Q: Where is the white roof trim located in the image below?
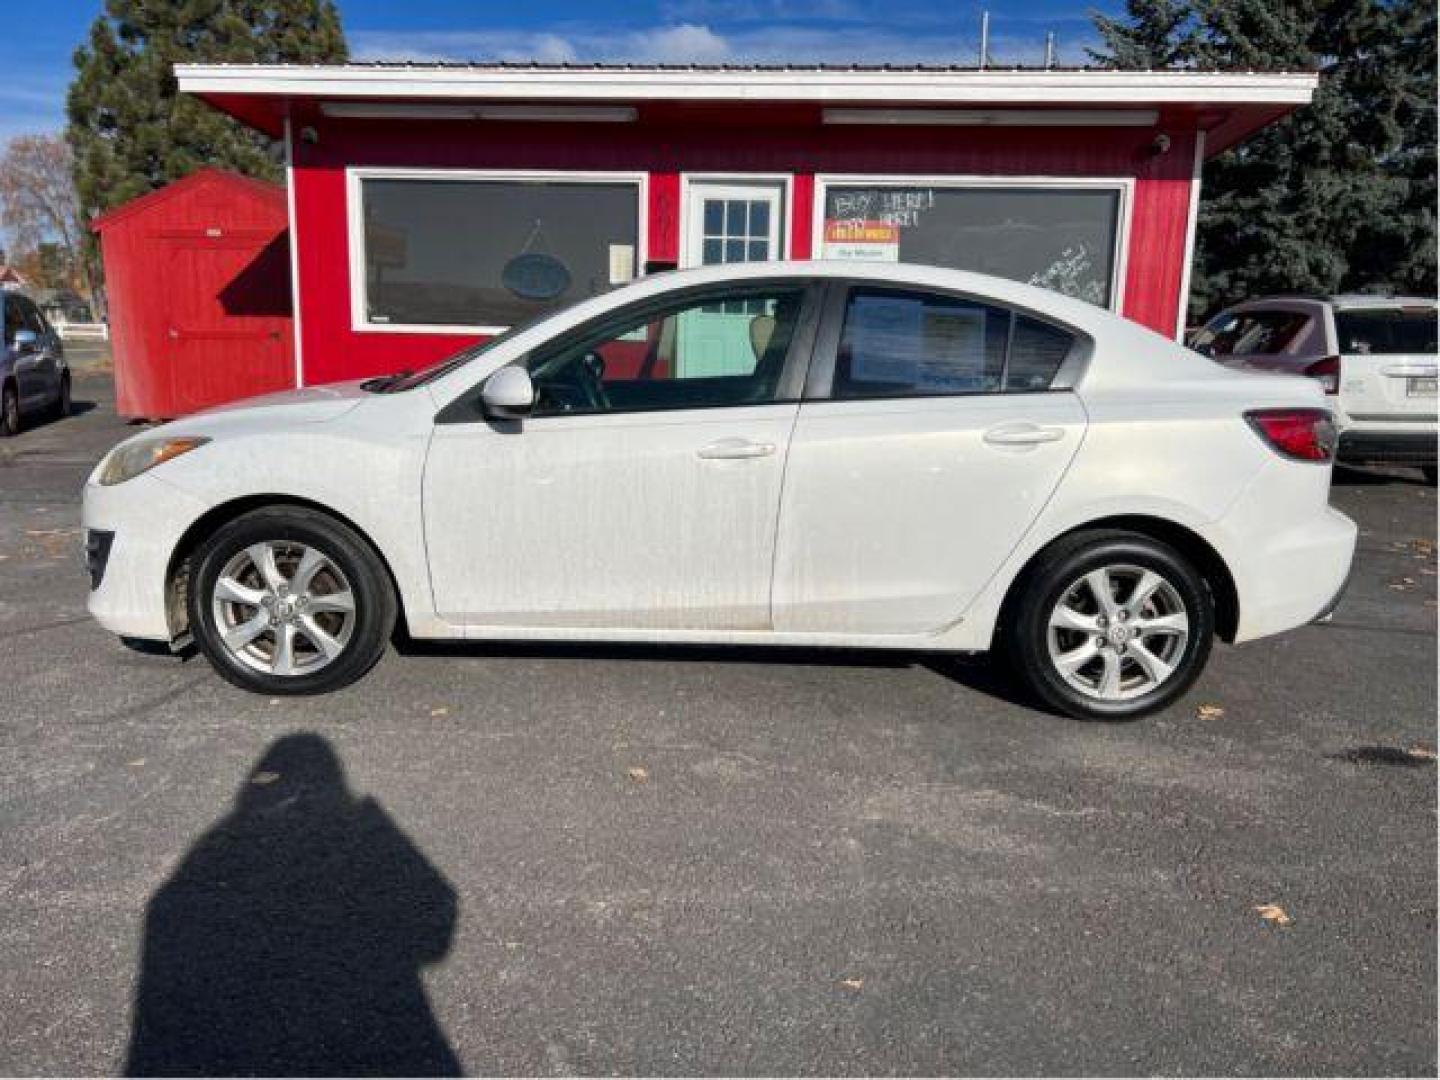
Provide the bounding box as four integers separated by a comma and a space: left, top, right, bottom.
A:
175, 64, 1318, 107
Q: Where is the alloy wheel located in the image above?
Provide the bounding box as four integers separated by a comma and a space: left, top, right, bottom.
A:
1045, 563, 1190, 702
211, 541, 357, 676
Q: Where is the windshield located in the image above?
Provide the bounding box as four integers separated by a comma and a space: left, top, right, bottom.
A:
375, 306, 571, 392
1333, 308, 1438, 356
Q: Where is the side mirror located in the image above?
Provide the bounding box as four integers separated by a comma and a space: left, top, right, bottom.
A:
13, 329, 38, 353
480, 365, 535, 420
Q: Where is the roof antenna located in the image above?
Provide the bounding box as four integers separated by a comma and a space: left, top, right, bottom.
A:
1044, 31, 1055, 69
979, 11, 990, 69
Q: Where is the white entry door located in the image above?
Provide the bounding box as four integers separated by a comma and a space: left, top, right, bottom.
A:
679, 180, 785, 378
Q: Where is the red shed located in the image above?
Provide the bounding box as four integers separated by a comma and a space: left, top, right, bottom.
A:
173, 64, 1318, 387
93, 168, 294, 419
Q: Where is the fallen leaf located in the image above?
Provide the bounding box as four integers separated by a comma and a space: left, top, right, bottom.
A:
627, 766, 649, 784
429, 706, 450, 718
839, 977, 864, 991
1406, 746, 1437, 762
1196, 703, 1226, 720
250, 771, 280, 785
1255, 903, 1294, 927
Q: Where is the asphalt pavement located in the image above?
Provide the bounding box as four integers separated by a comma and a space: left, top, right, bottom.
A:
1, 367, 1435, 1075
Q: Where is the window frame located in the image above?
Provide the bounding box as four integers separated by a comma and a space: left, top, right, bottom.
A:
811, 174, 1134, 313
803, 279, 1093, 402
346, 167, 650, 336
435, 276, 826, 424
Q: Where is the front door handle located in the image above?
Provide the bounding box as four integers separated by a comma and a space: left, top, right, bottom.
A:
697, 438, 777, 460
983, 422, 1065, 447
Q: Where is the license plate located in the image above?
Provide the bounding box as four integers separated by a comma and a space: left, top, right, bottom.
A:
1407, 377, 1437, 397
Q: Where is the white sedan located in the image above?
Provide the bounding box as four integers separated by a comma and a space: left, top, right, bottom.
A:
83, 262, 1356, 719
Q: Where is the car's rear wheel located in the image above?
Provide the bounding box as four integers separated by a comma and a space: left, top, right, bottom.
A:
1004, 530, 1215, 720
188, 507, 396, 695
1, 382, 19, 436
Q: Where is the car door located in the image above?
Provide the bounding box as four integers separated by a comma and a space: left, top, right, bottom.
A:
423, 280, 819, 631
772, 283, 1088, 635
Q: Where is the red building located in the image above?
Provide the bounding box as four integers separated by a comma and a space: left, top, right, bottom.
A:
176, 63, 1317, 390
92, 168, 294, 418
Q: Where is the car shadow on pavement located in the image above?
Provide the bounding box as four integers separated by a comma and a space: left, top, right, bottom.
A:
393, 635, 1043, 714
123, 734, 462, 1077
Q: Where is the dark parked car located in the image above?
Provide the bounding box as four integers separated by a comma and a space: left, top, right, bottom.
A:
1, 290, 71, 435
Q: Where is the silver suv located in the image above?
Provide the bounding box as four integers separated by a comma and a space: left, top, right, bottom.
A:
1191, 295, 1437, 481
2, 291, 71, 436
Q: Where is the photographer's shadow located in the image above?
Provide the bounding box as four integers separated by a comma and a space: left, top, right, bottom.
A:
124, 734, 461, 1077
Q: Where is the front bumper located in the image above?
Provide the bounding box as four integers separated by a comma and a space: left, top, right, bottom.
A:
83, 473, 209, 641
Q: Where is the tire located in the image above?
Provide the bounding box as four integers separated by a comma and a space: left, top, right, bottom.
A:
1, 381, 19, 437
1422, 465, 1437, 487
1003, 529, 1216, 721
52, 374, 71, 420
188, 507, 397, 695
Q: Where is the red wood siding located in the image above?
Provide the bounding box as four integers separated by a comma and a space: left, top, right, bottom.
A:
94, 169, 294, 418
290, 108, 1201, 385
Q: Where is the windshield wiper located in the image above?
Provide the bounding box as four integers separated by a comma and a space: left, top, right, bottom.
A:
360, 370, 413, 393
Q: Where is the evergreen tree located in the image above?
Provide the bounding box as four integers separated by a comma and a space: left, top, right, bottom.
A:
66, 0, 346, 222
1093, 0, 1437, 320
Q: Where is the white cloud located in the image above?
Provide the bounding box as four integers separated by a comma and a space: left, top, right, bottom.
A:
351, 20, 1098, 68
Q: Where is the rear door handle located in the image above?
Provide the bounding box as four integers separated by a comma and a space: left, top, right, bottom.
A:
697, 438, 777, 460
983, 422, 1065, 447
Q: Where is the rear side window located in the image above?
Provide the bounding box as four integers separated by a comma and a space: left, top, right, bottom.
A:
1193, 309, 1311, 356
1334, 308, 1438, 355
3, 301, 20, 346
827, 287, 1075, 400
15, 298, 45, 335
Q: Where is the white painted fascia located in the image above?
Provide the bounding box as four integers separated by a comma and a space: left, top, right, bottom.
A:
175, 64, 1319, 108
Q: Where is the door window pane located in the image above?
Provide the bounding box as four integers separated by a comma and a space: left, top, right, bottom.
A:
829, 288, 1075, 400
360, 177, 639, 328
525, 286, 807, 415
821, 185, 1121, 307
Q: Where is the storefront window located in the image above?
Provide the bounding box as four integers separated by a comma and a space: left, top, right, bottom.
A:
820, 184, 1123, 308
357, 176, 641, 329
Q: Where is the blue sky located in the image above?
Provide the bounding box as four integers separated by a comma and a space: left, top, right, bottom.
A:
1, 0, 1118, 144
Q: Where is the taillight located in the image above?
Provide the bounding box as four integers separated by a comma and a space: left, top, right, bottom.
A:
1303, 354, 1340, 393
1245, 408, 1337, 463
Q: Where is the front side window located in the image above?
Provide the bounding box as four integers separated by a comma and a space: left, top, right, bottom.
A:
357, 175, 641, 330
820, 185, 1122, 307
827, 288, 1075, 401
1334, 308, 1439, 355
524, 285, 809, 416
3, 301, 20, 347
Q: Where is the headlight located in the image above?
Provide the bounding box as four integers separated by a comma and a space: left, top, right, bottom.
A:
98, 436, 211, 486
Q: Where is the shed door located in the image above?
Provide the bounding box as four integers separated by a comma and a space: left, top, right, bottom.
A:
165, 237, 291, 415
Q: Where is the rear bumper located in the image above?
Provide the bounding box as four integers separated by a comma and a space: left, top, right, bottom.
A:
1337, 429, 1436, 466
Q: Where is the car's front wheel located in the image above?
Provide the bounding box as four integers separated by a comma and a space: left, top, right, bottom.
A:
1004, 529, 1215, 720
188, 507, 397, 695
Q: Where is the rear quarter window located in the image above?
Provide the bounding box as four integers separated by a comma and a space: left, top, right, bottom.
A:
1334, 308, 1439, 355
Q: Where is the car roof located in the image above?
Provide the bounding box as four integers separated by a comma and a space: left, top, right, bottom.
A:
1225, 294, 1436, 312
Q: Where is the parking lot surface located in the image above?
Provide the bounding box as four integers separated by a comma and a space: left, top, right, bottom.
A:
1, 369, 1435, 1075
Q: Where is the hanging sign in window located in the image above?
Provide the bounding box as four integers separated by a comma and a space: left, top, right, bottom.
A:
822, 219, 900, 262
